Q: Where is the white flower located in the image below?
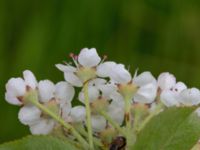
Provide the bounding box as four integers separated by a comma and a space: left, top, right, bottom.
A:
55, 82, 74, 118
89, 78, 117, 99
160, 82, 187, 107
157, 72, 176, 90
38, 80, 75, 104
30, 118, 55, 135
179, 88, 200, 106
18, 104, 56, 135
56, 48, 102, 87
100, 64, 157, 103
19, 80, 74, 134
37, 80, 74, 121
78, 80, 125, 127
78, 78, 117, 103
91, 115, 107, 132
133, 72, 157, 103
5, 70, 37, 105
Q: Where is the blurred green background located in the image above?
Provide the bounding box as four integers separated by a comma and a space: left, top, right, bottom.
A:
1, 0, 200, 143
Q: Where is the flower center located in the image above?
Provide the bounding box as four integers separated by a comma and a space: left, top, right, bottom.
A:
90, 98, 109, 113
76, 67, 97, 83
118, 83, 138, 100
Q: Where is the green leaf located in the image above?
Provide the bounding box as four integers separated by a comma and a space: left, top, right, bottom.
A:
133, 107, 200, 150
0, 135, 79, 150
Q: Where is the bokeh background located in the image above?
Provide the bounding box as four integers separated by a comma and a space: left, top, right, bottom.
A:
1, 0, 200, 143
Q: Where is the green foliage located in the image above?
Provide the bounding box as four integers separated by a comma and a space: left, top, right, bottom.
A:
0, 136, 78, 150
133, 107, 200, 150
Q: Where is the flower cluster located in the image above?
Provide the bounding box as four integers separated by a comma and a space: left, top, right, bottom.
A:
5, 48, 200, 149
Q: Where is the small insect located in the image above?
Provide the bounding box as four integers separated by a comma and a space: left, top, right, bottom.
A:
109, 136, 126, 150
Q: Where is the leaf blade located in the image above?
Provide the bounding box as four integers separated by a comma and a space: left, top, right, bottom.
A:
0, 135, 79, 150
133, 107, 200, 150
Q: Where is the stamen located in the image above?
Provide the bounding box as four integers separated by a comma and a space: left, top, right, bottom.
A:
127, 65, 130, 71
133, 68, 139, 79
69, 53, 79, 68
69, 53, 74, 58
63, 61, 72, 66
74, 55, 78, 61
100, 55, 108, 64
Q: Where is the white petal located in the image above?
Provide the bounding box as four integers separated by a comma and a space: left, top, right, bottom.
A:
5, 92, 22, 105
30, 119, 55, 135
6, 78, 26, 97
89, 78, 107, 87
99, 83, 117, 99
160, 90, 180, 107
60, 103, 72, 120
78, 86, 99, 103
133, 71, 156, 86
78, 48, 101, 67
70, 106, 86, 122
179, 88, 200, 106
91, 115, 106, 132
107, 102, 124, 125
64, 72, 83, 87
96, 61, 116, 77
38, 80, 55, 103
23, 70, 37, 89
195, 107, 200, 117
110, 64, 132, 84
55, 64, 76, 72
55, 81, 75, 103
157, 72, 176, 90
110, 92, 124, 103
172, 82, 187, 92
134, 83, 157, 103
18, 105, 41, 125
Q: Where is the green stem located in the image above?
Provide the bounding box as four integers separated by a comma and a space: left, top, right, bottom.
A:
133, 111, 140, 133
83, 82, 94, 150
99, 111, 125, 136
124, 96, 132, 149
25, 91, 89, 149
75, 124, 103, 148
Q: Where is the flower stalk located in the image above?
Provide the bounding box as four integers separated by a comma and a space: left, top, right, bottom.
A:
124, 96, 132, 149
83, 81, 94, 150
75, 124, 103, 148
99, 110, 126, 136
